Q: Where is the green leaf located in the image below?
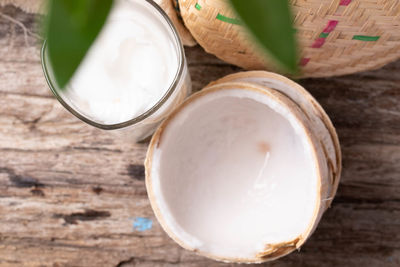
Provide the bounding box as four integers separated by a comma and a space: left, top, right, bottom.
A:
44, 0, 114, 89
229, 0, 298, 74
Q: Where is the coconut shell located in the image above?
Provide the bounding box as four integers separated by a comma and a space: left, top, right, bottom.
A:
145, 71, 341, 263
198, 82, 333, 261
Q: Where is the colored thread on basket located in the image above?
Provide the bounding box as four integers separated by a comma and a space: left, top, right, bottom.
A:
194, 2, 241, 25
339, 0, 352, 6
319, 32, 329, 38
311, 20, 338, 48
323, 20, 339, 33
352, 35, 380, 41
195, 3, 202, 10
216, 13, 242, 25
299, 57, 310, 66
312, 38, 326, 48
303, 19, 340, 64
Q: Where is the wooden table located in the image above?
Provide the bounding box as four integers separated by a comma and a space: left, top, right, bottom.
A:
1, 4, 399, 267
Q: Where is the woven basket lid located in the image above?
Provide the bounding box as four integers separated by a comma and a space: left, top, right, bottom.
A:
178, 0, 400, 77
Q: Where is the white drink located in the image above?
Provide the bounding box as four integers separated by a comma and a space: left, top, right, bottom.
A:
43, 0, 190, 140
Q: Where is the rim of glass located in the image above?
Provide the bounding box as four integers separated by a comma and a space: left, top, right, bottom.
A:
41, 0, 186, 130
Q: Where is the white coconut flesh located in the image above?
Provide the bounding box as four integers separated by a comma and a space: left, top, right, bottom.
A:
147, 87, 321, 261
215, 71, 339, 174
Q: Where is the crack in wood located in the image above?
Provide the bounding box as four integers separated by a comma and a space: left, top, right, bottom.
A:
334, 196, 400, 205
53, 209, 111, 225
115, 256, 181, 267
126, 164, 145, 181
71, 146, 123, 153
0, 167, 45, 188
92, 186, 103, 194
30, 188, 45, 196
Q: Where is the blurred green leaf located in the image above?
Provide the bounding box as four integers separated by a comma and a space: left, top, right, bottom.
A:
229, 0, 298, 73
44, 0, 113, 89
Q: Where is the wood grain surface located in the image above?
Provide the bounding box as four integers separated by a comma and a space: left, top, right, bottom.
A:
0, 5, 399, 267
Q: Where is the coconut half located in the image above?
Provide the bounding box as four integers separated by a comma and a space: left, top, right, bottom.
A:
145, 72, 340, 263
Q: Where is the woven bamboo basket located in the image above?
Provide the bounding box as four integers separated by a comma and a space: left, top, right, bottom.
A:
178, 0, 400, 77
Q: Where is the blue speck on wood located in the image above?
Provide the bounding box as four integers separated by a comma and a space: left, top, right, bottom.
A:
133, 217, 153, 231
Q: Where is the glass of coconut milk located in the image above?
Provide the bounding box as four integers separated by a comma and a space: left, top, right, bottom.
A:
41, 0, 191, 141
